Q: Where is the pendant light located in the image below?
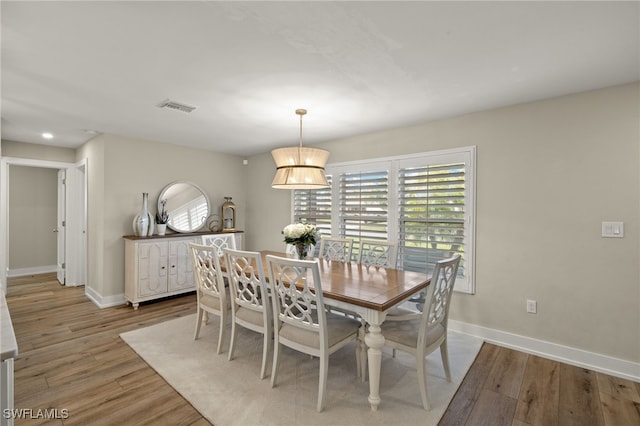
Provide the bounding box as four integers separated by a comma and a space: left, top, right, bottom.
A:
271, 109, 330, 189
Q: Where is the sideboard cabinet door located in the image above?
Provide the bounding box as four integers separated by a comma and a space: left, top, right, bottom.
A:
138, 241, 169, 297
168, 238, 194, 292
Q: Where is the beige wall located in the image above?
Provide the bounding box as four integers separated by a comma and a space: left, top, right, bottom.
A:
246, 82, 640, 363
8, 165, 58, 270
81, 134, 247, 300
1, 140, 76, 163
78, 138, 105, 296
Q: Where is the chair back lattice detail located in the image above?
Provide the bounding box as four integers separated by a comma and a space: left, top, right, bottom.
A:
201, 233, 237, 257
190, 243, 225, 300
318, 238, 353, 262
421, 255, 461, 340
285, 244, 297, 256
357, 240, 397, 268
224, 249, 268, 315
267, 256, 326, 342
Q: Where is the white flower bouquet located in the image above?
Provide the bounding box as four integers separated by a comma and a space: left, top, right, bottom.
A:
282, 223, 319, 247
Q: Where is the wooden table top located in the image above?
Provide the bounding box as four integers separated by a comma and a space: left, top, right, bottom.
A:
259, 251, 431, 312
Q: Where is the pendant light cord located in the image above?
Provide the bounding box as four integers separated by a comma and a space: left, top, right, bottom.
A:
296, 108, 307, 165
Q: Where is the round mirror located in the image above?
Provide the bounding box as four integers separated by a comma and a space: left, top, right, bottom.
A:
158, 181, 210, 233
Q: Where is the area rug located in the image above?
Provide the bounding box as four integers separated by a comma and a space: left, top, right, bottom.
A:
120, 314, 483, 426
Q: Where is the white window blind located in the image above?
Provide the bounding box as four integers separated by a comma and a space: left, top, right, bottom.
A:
398, 162, 467, 283
292, 175, 333, 238
338, 169, 389, 258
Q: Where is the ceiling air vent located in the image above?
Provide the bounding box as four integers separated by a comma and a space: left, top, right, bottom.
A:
156, 99, 196, 113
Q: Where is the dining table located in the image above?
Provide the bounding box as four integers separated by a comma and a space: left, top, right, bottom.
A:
258, 251, 431, 411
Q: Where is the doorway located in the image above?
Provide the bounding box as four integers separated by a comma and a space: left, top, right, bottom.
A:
0, 157, 87, 295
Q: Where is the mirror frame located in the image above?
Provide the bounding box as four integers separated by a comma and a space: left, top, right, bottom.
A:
157, 181, 210, 233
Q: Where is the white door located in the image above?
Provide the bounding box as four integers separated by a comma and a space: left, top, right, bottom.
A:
57, 169, 66, 285
64, 162, 87, 286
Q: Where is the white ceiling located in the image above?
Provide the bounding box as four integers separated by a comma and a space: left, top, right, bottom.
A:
1, 1, 638, 157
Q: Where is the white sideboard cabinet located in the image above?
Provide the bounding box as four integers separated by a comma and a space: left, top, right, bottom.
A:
123, 231, 243, 309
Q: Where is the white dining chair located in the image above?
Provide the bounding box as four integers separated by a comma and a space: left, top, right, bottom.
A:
201, 233, 237, 257
318, 237, 353, 262
379, 255, 461, 410
266, 255, 362, 412
285, 243, 297, 256
222, 248, 272, 379
357, 240, 397, 268
189, 242, 229, 354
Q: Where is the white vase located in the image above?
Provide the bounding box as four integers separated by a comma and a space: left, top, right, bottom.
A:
156, 223, 167, 236
133, 192, 154, 236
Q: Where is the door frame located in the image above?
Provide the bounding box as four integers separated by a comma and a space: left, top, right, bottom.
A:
57, 169, 66, 284
0, 156, 88, 295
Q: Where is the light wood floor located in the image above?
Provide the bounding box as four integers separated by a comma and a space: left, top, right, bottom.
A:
5, 274, 640, 426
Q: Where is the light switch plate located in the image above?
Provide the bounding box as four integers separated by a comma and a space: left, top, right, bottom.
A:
602, 221, 624, 238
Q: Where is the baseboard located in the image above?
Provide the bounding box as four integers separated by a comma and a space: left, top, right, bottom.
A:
448, 319, 640, 382
84, 286, 127, 309
7, 265, 57, 277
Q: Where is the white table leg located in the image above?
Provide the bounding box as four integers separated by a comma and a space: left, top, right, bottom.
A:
364, 321, 385, 411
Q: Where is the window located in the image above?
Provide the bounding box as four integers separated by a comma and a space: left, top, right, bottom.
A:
293, 146, 475, 293
338, 169, 389, 258
293, 175, 333, 237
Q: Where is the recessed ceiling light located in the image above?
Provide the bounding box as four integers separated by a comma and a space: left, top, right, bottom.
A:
42, 132, 53, 139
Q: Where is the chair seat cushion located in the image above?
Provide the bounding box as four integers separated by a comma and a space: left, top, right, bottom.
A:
200, 293, 223, 311
199, 289, 230, 311
381, 320, 445, 348
235, 305, 265, 327
279, 313, 360, 349
385, 306, 419, 317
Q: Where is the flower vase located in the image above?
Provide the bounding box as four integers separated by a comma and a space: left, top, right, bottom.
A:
133, 192, 155, 236
295, 243, 313, 260
156, 223, 167, 236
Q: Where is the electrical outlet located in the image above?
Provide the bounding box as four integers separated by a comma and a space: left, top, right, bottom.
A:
526, 299, 537, 314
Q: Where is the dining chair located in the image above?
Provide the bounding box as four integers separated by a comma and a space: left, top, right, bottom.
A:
356, 240, 398, 268
201, 233, 237, 257
189, 242, 229, 354
285, 244, 297, 256
222, 248, 272, 379
266, 255, 362, 412
379, 255, 461, 410
318, 237, 353, 262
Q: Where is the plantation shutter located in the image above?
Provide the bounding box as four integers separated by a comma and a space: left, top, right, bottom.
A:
338, 169, 389, 258
398, 162, 466, 282
293, 175, 332, 237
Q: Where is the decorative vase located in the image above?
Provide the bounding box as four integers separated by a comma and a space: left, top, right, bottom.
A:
295, 243, 313, 260
156, 223, 167, 236
133, 192, 154, 236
